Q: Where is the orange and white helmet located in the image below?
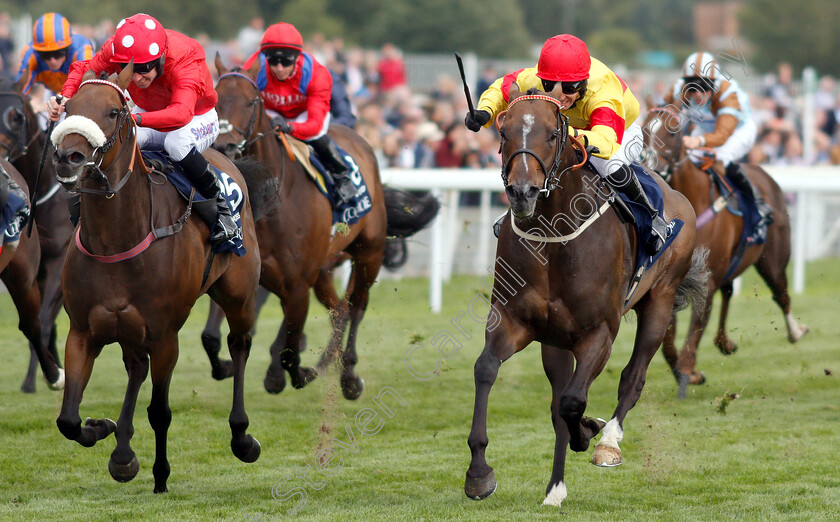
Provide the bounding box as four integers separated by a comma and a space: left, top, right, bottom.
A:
111, 13, 167, 65
32, 12, 72, 52
682, 52, 719, 80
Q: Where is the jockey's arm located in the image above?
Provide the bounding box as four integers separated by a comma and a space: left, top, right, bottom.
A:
702, 93, 741, 148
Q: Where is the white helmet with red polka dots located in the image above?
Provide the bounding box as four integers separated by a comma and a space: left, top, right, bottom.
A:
111, 13, 167, 65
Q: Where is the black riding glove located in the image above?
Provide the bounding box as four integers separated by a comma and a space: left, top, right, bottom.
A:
271, 116, 293, 135
464, 110, 491, 132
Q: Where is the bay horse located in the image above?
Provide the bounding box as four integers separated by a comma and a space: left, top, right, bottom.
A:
642, 107, 807, 396
208, 56, 435, 400
0, 160, 64, 389
0, 76, 73, 393
465, 89, 708, 508
51, 67, 262, 493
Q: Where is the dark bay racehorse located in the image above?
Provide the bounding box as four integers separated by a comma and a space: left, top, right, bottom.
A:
51, 68, 262, 493
465, 90, 707, 507
642, 107, 807, 396
209, 57, 437, 400
0, 160, 63, 389
0, 76, 73, 393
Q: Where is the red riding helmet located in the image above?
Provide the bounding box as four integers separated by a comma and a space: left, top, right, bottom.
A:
33, 12, 72, 52
259, 22, 303, 52
536, 34, 591, 82
111, 13, 167, 64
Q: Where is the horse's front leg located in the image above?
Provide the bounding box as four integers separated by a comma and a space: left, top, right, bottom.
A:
56, 328, 112, 446
593, 291, 674, 467
109, 348, 149, 483
227, 328, 261, 464
465, 316, 529, 501
147, 335, 179, 493
560, 323, 612, 453
201, 300, 234, 380
540, 344, 574, 507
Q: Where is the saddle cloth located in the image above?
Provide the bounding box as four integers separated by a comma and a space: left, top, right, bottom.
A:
141, 151, 246, 257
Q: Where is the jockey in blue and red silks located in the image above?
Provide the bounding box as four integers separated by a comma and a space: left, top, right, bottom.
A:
49, 13, 238, 244
243, 22, 356, 203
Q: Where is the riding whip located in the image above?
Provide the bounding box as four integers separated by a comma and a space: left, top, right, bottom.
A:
27, 94, 62, 237
454, 53, 476, 118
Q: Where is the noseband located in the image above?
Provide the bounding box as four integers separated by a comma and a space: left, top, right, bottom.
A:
498, 94, 586, 193
216, 71, 266, 156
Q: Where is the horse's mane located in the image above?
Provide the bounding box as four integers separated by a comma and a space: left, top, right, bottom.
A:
233, 155, 278, 221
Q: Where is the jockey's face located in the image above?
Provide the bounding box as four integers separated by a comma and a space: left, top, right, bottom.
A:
132, 68, 159, 89
555, 90, 581, 110
38, 50, 68, 71
269, 61, 296, 82
688, 89, 713, 106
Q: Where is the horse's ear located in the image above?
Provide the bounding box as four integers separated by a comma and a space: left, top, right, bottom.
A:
215, 52, 228, 76
246, 54, 261, 79
13, 72, 27, 94
81, 69, 96, 82
116, 60, 134, 90
508, 82, 523, 101
644, 94, 655, 109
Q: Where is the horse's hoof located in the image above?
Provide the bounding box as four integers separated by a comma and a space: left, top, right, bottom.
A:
264, 367, 287, 394
153, 486, 168, 494
85, 417, 117, 440
20, 381, 35, 394
291, 367, 318, 389
233, 435, 261, 463
690, 371, 706, 385
211, 360, 234, 381
108, 455, 140, 482
591, 444, 622, 467
789, 324, 809, 343
341, 374, 365, 400
716, 339, 738, 355
465, 469, 497, 500
46, 368, 65, 390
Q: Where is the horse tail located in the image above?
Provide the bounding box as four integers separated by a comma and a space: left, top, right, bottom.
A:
673, 247, 711, 312
233, 156, 278, 221
384, 187, 440, 238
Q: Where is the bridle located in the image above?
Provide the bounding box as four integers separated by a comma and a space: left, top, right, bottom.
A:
0, 91, 39, 163
67, 79, 137, 198
216, 71, 266, 157
646, 107, 685, 183
497, 94, 586, 194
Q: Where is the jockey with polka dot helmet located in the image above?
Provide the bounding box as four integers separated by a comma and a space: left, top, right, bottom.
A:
15, 12, 94, 95
54, 13, 240, 245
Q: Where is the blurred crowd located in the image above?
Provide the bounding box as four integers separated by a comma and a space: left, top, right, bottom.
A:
2, 12, 840, 171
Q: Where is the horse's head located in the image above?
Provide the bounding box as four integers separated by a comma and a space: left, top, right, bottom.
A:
641, 106, 685, 181
214, 54, 266, 160
498, 87, 581, 219
52, 66, 134, 192
0, 75, 35, 163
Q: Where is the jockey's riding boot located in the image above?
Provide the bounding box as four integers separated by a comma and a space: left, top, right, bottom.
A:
606, 164, 669, 255
725, 162, 774, 225
177, 148, 239, 244
309, 135, 356, 203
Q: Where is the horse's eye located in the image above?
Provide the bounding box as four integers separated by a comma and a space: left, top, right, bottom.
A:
499, 128, 507, 141
110, 109, 120, 118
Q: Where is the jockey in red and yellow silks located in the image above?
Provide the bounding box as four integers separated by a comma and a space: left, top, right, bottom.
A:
466, 34, 667, 255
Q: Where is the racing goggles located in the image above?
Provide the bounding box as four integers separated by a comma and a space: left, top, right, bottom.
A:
683, 76, 715, 93
265, 49, 300, 67
541, 79, 587, 95
119, 59, 159, 75
38, 49, 68, 62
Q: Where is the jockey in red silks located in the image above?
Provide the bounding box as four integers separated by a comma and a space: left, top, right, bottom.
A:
243, 22, 356, 203
48, 13, 237, 244
16, 12, 95, 97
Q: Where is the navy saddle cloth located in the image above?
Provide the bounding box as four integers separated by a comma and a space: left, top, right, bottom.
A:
2, 190, 29, 244
142, 151, 245, 257
308, 145, 372, 225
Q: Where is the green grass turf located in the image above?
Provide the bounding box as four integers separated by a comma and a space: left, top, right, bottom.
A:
0, 259, 838, 520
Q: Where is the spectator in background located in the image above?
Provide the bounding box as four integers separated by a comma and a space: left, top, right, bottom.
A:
766, 62, 796, 125
237, 16, 264, 59
377, 43, 407, 93
476, 63, 496, 95
0, 12, 15, 80
329, 67, 357, 128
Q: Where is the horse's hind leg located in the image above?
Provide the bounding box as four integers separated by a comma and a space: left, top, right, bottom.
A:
56, 328, 113, 446
338, 255, 382, 400
676, 283, 714, 389
275, 286, 318, 390
660, 312, 681, 382
201, 300, 234, 380
225, 324, 261, 464
315, 268, 347, 373
755, 247, 808, 342
713, 281, 739, 354
540, 344, 574, 507
147, 336, 178, 493
109, 349, 149, 484
23, 264, 65, 393
465, 318, 529, 501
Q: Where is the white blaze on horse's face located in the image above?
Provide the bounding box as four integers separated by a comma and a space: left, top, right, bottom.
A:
519, 113, 535, 173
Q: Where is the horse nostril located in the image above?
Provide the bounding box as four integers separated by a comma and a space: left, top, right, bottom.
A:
505, 185, 520, 202
526, 186, 540, 199
67, 151, 86, 167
